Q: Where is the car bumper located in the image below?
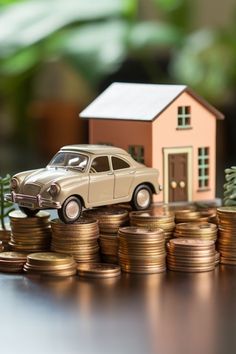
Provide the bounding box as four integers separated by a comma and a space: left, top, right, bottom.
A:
5, 192, 61, 209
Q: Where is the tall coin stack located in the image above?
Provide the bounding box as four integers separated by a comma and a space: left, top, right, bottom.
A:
217, 206, 236, 265
83, 207, 129, 264
130, 209, 175, 243
167, 238, 216, 272
83, 207, 129, 233
118, 226, 166, 274
51, 218, 100, 263
8, 211, 52, 252
174, 222, 218, 241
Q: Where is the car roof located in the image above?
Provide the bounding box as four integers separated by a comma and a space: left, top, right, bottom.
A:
60, 144, 129, 156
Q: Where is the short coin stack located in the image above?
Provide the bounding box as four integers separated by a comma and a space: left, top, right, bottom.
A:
77, 263, 121, 278
175, 209, 201, 223
8, 211, 52, 252
130, 209, 175, 243
174, 222, 218, 241
51, 218, 100, 263
0, 252, 27, 273
118, 226, 166, 274
24, 252, 77, 277
83, 207, 129, 233
217, 206, 236, 265
83, 207, 129, 264
167, 238, 216, 272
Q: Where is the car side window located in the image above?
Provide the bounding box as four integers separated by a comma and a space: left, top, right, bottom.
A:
112, 156, 130, 170
90, 156, 110, 173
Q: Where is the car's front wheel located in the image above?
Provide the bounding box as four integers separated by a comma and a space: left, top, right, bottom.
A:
131, 184, 152, 210
19, 207, 40, 217
58, 196, 82, 224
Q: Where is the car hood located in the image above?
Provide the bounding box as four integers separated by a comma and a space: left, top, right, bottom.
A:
24, 167, 81, 186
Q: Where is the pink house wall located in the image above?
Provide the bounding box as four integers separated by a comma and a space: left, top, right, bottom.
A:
88, 91, 217, 203
89, 119, 153, 167
152, 91, 216, 202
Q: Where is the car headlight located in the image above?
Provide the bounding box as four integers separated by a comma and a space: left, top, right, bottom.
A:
49, 183, 61, 197
10, 177, 19, 192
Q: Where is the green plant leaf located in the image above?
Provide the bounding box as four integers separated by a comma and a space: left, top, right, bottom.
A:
0, 46, 39, 75
170, 29, 233, 103
153, 0, 184, 12
0, 0, 128, 58
2, 174, 11, 183
54, 20, 129, 83
128, 22, 182, 50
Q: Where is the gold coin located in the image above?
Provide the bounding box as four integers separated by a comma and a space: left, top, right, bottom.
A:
167, 264, 215, 272
77, 263, 120, 276
27, 252, 74, 265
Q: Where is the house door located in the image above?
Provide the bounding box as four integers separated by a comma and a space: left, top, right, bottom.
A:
168, 153, 188, 202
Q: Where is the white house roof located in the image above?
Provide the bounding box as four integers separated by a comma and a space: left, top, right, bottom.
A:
79, 82, 224, 121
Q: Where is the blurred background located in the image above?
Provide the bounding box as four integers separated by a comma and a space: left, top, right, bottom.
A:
0, 0, 235, 197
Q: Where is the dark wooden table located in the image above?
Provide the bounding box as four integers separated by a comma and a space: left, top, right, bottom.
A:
0, 266, 236, 354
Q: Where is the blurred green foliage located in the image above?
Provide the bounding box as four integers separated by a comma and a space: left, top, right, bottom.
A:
0, 0, 235, 105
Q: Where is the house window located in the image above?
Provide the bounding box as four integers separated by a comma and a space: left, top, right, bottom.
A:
198, 147, 209, 189
128, 145, 144, 163
177, 106, 191, 128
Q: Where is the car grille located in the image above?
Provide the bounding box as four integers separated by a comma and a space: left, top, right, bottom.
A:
23, 183, 41, 196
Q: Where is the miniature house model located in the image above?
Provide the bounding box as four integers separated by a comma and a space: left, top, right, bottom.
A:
80, 82, 224, 203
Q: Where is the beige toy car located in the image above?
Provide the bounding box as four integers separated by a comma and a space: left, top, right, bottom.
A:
6, 145, 160, 223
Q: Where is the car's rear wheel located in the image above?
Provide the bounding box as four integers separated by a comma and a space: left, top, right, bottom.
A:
58, 196, 82, 224
131, 184, 152, 210
19, 207, 40, 217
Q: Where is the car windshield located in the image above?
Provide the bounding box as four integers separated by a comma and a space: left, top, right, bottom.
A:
48, 152, 88, 171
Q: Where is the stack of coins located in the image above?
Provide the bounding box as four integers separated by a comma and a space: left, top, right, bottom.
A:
118, 226, 166, 274
8, 211, 51, 252
217, 206, 236, 265
130, 209, 175, 242
83, 207, 129, 264
175, 209, 201, 223
83, 207, 129, 233
0, 252, 27, 273
167, 238, 216, 272
78, 263, 121, 278
24, 252, 77, 277
51, 218, 100, 263
99, 233, 119, 264
174, 222, 218, 241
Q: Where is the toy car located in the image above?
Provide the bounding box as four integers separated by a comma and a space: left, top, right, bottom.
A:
5, 145, 160, 223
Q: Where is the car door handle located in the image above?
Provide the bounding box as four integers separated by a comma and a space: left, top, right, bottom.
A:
129, 171, 135, 174
107, 172, 114, 175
